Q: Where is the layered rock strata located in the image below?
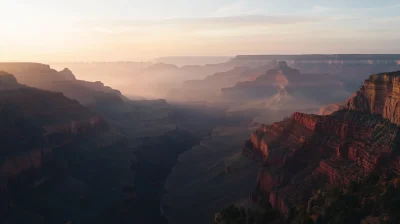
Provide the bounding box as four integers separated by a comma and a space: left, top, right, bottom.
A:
244, 109, 400, 216
0, 74, 109, 200
345, 71, 400, 125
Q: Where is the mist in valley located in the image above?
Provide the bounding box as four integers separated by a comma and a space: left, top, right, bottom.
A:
2, 1, 400, 223
2, 53, 400, 224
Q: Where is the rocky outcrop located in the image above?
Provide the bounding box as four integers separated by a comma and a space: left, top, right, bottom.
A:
242, 70, 400, 219
58, 68, 77, 80
344, 71, 400, 125
244, 109, 400, 215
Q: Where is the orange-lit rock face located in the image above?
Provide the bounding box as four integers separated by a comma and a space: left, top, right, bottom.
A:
345, 71, 400, 125
244, 109, 399, 215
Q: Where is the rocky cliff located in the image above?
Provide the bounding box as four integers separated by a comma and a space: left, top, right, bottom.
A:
344, 71, 400, 125
0, 74, 109, 208
40, 79, 126, 105
243, 109, 400, 219
0, 69, 197, 224
216, 69, 400, 223
0, 63, 125, 105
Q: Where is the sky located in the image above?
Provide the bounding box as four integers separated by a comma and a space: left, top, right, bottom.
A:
0, 0, 400, 62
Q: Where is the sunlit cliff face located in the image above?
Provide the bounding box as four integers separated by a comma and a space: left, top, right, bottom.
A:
1, 1, 400, 62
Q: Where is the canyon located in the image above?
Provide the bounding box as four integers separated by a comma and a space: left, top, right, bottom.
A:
0, 67, 200, 224
0, 73, 115, 223
163, 112, 260, 224
2, 55, 400, 224
0, 63, 249, 224
162, 57, 400, 224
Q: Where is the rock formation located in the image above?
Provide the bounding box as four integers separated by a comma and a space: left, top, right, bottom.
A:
344, 71, 400, 125
221, 62, 349, 114
240, 70, 400, 222
171, 62, 277, 102
231, 55, 400, 94
244, 110, 399, 217
0, 70, 197, 224
0, 63, 125, 105
0, 63, 76, 84
0, 74, 110, 215
41, 80, 126, 105
58, 68, 77, 80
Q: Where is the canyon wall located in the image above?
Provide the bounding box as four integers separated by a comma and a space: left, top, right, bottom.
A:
244, 109, 400, 216
345, 71, 400, 125
0, 63, 76, 84
0, 63, 125, 106
0, 74, 110, 204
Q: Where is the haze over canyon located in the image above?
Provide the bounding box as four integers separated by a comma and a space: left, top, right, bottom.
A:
1, 54, 400, 224
2, 1, 400, 224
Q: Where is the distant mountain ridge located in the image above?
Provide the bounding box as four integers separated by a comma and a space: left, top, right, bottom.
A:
222, 61, 349, 109
234, 54, 400, 62
152, 56, 232, 66
0, 63, 126, 105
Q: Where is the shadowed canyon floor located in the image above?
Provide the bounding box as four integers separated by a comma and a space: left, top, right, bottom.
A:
163, 124, 259, 224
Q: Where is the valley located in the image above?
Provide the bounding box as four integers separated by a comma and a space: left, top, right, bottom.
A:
3, 0, 400, 222
1, 55, 400, 224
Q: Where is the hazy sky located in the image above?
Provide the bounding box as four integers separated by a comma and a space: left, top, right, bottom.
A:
1, 0, 400, 62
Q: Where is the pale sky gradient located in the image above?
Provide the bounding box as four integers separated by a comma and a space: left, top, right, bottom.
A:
1, 0, 400, 62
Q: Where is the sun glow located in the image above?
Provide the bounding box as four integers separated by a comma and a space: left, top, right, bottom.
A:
1, 0, 400, 62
